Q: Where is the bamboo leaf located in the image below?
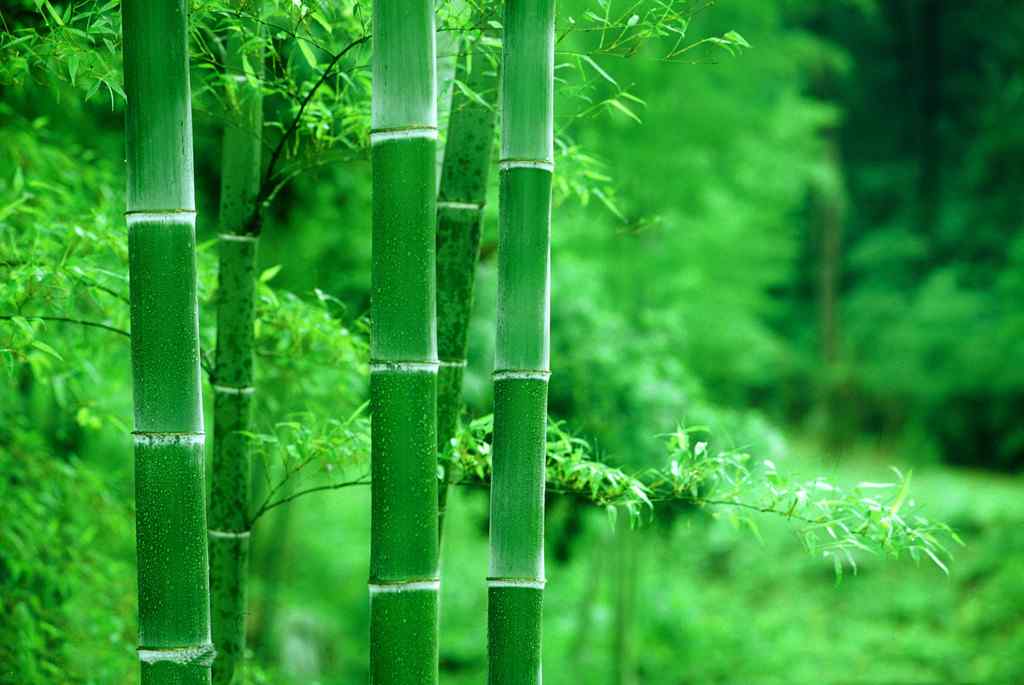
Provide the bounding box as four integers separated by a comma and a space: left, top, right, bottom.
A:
310, 11, 333, 34
39, 0, 65, 26
581, 54, 618, 87
723, 30, 751, 49
889, 469, 913, 515
31, 340, 63, 361
607, 98, 641, 123
259, 264, 283, 283
68, 54, 79, 86
923, 547, 949, 575
298, 40, 319, 70
10, 316, 34, 335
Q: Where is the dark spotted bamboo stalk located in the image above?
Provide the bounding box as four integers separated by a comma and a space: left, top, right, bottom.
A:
436, 36, 499, 546
208, 3, 264, 683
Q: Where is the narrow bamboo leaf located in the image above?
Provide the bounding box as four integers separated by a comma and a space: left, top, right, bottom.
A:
10, 315, 34, 335
31, 340, 63, 361
298, 40, 319, 70
259, 264, 282, 283
310, 11, 332, 33
724, 30, 751, 48
607, 98, 642, 123
582, 54, 617, 87
68, 54, 79, 85
889, 469, 913, 515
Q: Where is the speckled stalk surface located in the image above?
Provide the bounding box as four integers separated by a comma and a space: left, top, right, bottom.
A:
208, 5, 264, 682
370, 1, 440, 683
122, 0, 212, 682
436, 37, 499, 546
488, 1, 555, 684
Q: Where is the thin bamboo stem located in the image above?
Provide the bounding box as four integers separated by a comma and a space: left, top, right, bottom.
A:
208, 5, 264, 683
436, 35, 499, 548
488, 1, 555, 684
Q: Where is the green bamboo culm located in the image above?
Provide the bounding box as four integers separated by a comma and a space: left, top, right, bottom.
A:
369, 1, 440, 684
121, 1, 213, 683
436, 37, 499, 547
208, 4, 264, 684
488, 0, 555, 683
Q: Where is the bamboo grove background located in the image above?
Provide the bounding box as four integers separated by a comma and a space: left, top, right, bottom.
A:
3, 0, 1024, 684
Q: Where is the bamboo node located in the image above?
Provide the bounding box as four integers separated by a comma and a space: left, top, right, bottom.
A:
133, 432, 205, 447
438, 359, 468, 368
368, 580, 441, 594
437, 201, 483, 212
207, 529, 251, 539
370, 361, 440, 374
137, 643, 216, 666
499, 159, 554, 173
218, 233, 258, 243
492, 370, 551, 382
370, 127, 439, 145
125, 211, 197, 226
213, 384, 255, 395
487, 578, 546, 590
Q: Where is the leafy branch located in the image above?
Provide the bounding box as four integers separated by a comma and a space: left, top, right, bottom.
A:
254, 33, 370, 230
247, 404, 371, 525
242, 401, 962, 579
447, 417, 963, 577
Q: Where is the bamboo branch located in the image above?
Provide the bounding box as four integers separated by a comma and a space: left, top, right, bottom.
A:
254, 34, 370, 228
0, 314, 129, 337
72, 275, 131, 304
244, 468, 827, 530
249, 475, 371, 524
0, 314, 223, 380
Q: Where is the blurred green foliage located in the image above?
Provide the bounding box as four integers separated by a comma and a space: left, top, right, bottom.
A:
2, 0, 1023, 683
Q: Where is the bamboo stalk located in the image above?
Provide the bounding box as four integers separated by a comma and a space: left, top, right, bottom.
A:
436, 36, 499, 547
121, 1, 212, 683
435, 30, 460, 190
369, 2, 440, 683
488, 1, 555, 683
208, 5, 264, 683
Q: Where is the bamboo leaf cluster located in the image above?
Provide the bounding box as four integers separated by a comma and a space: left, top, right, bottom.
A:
233, 398, 962, 584
452, 417, 962, 577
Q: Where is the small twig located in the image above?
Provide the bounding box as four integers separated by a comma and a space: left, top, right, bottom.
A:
452, 473, 833, 529
0, 314, 129, 338
650, 494, 824, 526
0, 314, 222, 379
250, 476, 370, 523
73, 275, 130, 305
